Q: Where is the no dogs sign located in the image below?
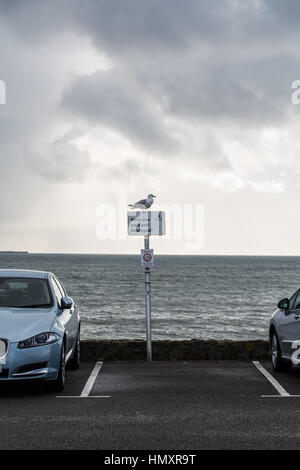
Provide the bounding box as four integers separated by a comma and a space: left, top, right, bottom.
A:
141, 249, 154, 268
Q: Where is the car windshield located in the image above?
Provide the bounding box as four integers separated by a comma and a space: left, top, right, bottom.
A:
0, 277, 53, 308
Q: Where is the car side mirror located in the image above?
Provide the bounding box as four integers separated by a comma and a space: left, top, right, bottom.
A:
277, 298, 289, 311
60, 296, 73, 309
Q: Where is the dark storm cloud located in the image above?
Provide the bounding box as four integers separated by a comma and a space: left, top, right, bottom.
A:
0, 0, 299, 172
3, 0, 299, 49
0, 0, 234, 49
0, 1, 299, 131
2, 0, 300, 53
135, 54, 298, 125
62, 70, 178, 153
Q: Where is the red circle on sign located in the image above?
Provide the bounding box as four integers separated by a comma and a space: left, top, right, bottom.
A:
143, 253, 152, 262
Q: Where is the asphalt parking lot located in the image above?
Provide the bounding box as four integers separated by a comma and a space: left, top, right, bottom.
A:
1, 359, 300, 449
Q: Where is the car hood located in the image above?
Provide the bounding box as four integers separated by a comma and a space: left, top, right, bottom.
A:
0, 307, 57, 342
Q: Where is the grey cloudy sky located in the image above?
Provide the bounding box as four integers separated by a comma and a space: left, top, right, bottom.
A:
0, 0, 300, 254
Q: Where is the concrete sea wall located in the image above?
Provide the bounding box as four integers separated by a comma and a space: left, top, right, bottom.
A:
80, 339, 270, 361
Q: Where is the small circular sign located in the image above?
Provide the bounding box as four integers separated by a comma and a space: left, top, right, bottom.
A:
143, 253, 152, 262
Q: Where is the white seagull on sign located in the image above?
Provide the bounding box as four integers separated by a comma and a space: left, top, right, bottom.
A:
128, 194, 156, 210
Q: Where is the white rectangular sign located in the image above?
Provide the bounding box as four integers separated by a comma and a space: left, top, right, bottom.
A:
141, 249, 154, 268
128, 211, 165, 236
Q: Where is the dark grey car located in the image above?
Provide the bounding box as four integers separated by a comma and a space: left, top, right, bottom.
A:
269, 289, 300, 372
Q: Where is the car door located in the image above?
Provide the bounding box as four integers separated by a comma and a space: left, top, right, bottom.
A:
278, 289, 300, 357
55, 276, 78, 351
51, 276, 74, 356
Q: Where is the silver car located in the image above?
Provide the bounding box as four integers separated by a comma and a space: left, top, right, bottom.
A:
269, 289, 300, 372
0, 269, 80, 391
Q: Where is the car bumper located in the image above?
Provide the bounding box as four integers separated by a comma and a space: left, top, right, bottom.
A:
0, 338, 62, 381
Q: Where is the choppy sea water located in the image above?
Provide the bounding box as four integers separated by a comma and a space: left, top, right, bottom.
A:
0, 253, 299, 341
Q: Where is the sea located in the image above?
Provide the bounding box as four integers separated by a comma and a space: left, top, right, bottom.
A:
0, 253, 299, 341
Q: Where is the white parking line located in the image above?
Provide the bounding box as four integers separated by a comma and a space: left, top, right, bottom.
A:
252, 361, 290, 397
80, 361, 103, 397
56, 361, 109, 399
260, 395, 300, 398
56, 396, 110, 398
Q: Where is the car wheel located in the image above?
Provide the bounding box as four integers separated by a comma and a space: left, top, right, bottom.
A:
48, 344, 66, 392
271, 331, 292, 372
68, 329, 80, 370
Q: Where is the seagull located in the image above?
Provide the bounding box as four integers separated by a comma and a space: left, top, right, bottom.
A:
128, 194, 156, 210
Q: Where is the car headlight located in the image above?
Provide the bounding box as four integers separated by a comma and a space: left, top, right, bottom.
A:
18, 332, 60, 349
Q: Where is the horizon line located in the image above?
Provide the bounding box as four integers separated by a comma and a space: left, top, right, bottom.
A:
3, 252, 300, 257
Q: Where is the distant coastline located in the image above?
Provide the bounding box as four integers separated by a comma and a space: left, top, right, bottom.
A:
0, 251, 29, 254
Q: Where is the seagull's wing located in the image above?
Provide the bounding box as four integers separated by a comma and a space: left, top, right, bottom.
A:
135, 199, 147, 205
129, 198, 147, 208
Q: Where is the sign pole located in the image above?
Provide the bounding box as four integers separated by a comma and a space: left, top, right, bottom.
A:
144, 234, 152, 361
128, 209, 165, 362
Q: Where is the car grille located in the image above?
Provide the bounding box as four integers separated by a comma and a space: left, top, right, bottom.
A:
16, 362, 48, 374
0, 339, 7, 359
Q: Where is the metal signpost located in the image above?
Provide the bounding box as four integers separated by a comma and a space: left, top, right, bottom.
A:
128, 210, 165, 361
143, 236, 152, 361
